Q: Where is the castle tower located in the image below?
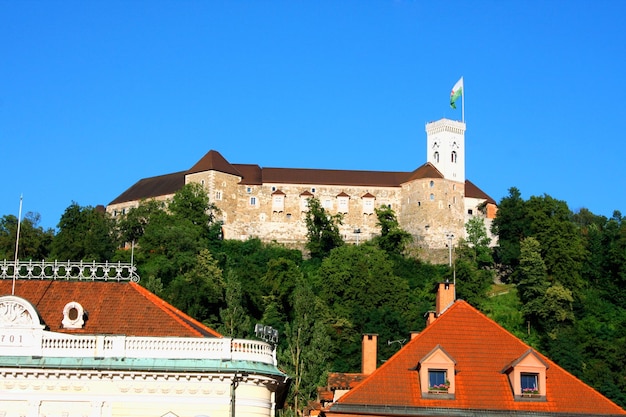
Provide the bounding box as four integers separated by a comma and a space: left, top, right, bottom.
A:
425, 119, 466, 184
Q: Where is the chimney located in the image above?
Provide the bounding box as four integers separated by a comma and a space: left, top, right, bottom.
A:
435, 280, 455, 315
426, 281, 456, 326
410, 331, 420, 340
361, 334, 378, 375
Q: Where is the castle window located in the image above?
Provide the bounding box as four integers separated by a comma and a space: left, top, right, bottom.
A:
468, 209, 473, 215
451, 151, 457, 163
311, 188, 316, 193
247, 187, 252, 193
434, 151, 439, 163
286, 213, 292, 219
430, 180, 434, 188
215, 191, 222, 201
271, 186, 276, 191
201, 179, 205, 187
430, 194, 435, 201
250, 197, 257, 206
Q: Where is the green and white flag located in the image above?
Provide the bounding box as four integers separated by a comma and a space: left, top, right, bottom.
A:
450, 78, 463, 109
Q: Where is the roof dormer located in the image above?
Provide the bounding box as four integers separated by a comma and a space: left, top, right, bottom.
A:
502, 349, 549, 400
417, 345, 456, 399
62, 301, 86, 329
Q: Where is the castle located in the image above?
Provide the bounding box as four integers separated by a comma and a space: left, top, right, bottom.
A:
107, 118, 496, 258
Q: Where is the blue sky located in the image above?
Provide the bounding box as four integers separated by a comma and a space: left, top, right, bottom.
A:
1, 1, 625, 230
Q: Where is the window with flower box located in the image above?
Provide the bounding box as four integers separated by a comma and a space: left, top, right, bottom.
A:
418, 345, 455, 398
502, 349, 548, 401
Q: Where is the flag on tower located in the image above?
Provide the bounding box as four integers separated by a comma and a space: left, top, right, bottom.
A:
450, 77, 463, 109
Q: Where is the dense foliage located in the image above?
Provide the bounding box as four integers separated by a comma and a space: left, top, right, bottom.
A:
2, 188, 625, 412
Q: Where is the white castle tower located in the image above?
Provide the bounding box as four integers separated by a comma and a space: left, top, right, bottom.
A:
425, 118, 466, 184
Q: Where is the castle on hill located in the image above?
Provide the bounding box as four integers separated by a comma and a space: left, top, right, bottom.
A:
107, 118, 496, 258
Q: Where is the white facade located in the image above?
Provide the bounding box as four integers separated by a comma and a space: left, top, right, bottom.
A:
0, 293, 288, 417
425, 119, 466, 184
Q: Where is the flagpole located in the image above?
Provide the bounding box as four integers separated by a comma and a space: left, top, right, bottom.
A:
12, 195, 23, 295
461, 76, 465, 123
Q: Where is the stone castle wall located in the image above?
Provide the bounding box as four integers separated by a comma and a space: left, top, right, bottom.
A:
181, 171, 469, 251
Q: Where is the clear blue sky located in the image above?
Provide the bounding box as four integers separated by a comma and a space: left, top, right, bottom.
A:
2, 1, 625, 230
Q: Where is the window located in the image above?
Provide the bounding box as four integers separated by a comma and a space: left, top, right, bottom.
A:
429, 370, 448, 390
250, 197, 257, 206
311, 188, 316, 193
502, 348, 548, 400
271, 186, 276, 191
418, 345, 455, 398
434, 151, 439, 163
429, 180, 434, 188
521, 373, 539, 394
247, 187, 252, 193
215, 191, 222, 201
451, 151, 457, 163
468, 209, 473, 215
430, 194, 435, 201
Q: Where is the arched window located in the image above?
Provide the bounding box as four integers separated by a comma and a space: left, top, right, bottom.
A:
451, 151, 457, 163
434, 151, 439, 163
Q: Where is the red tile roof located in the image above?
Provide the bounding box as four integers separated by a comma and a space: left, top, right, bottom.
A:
328, 301, 625, 416
0, 279, 221, 338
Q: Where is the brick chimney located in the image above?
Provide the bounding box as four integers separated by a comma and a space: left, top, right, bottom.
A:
436, 280, 455, 315
426, 280, 456, 326
361, 334, 378, 375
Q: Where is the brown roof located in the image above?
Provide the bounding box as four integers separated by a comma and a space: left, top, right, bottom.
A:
403, 162, 444, 183
109, 150, 494, 206
261, 167, 410, 187
328, 301, 625, 416
109, 171, 186, 205
187, 150, 242, 177
1, 279, 222, 338
465, 179, 497, 204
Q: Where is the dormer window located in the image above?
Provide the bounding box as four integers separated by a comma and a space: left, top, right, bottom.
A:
502, 349, 548, 400
418, 345, 455, 399
62, 301, 86, 329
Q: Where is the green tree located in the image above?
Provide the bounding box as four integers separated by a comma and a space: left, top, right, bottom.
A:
525, 195, 585, 294
218, 269, 251, 337
168, 182, 221, 242
373, 206, 412, 255
0, 212, 53, 260
515, 237, 549, 305
168, 249, 224, 323
304, 198, 344, 260
51, 203, 117, 261
491, 187, 529, 276
314, 244, 410, 371
280, 276, 331, 414
463, 216, 494, 268
116, 199, 165, 244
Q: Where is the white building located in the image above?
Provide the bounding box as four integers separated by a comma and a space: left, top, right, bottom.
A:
0, 261, 289, 417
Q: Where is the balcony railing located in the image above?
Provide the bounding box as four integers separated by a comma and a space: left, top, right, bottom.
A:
0, 260, 139, 282
3, 330, 276, 366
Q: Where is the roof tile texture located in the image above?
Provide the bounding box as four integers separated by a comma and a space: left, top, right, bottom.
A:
1, 280, 221, 338
335, 301, 625, 415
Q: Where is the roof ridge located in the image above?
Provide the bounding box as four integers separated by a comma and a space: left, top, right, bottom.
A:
129, 282, 222, 338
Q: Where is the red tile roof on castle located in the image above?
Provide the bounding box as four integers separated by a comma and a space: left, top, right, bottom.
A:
325, 300, 625, 416
0, 279, 221, 338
